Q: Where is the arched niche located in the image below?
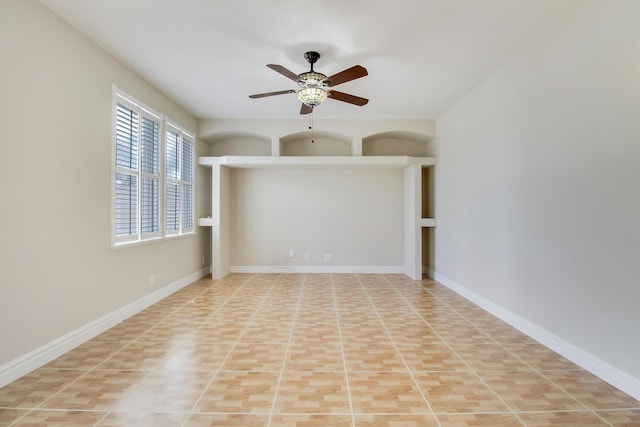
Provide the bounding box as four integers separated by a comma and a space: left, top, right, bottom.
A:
362, 131, 434, 157
280, 130, 352, 156
201, 131, 271, 156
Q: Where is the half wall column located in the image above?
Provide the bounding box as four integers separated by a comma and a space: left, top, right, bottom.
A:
271, 136, 280, 156
352, 135, 363, 156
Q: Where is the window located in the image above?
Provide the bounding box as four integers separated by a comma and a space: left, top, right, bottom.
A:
112, 88, 194, 247
165, 123, 194, 237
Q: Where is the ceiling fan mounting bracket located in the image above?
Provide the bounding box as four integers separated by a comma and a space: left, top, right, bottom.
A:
304, 51, 320, 66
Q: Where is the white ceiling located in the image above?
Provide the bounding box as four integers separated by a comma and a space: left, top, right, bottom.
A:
39, 0, 579, 120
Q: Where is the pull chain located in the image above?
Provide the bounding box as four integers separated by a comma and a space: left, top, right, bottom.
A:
308, 110, 315, 143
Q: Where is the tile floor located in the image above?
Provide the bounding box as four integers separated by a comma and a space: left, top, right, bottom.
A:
1, 273, 638, 426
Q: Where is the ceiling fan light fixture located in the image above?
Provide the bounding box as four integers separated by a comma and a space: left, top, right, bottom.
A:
297, 86, 327, 107
298, 71, 327, 87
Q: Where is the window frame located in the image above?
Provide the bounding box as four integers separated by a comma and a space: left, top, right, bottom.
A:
164, 120, 195, 238
111, 87, 196, 248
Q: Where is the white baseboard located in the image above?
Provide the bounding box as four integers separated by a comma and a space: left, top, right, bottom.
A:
433, 271, 640, 401
422, 266, 435, 278
0, 267, 210, 389
230, 265, 406, 274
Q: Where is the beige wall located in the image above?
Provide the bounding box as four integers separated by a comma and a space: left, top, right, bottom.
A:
436, 0, 640, 381
0, 0, 209, 366
229, 168, 405, 268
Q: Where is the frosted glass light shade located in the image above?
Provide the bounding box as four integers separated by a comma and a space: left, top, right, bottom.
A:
297, 87, 327, 107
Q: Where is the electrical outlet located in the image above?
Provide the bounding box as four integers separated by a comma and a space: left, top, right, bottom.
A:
201, 257, 205, 265
323, 254, 332, 263
150, 275, 156, 287
304, 254, 311, 262
288, 249, 295, 258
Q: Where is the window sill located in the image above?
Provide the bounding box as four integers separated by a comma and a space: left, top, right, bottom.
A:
164, 231, 197, 240
111, 236, 164, 250
111, 231, 197, 250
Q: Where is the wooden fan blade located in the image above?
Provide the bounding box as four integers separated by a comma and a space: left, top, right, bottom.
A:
300, 103, 313, 115
327, 90, 369, 106
266, 64, 300, 82
249, 89, 296, 99
325, 65, 368, 87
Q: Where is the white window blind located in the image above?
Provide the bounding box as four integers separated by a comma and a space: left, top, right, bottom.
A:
112, 88, 195, 247
113, 93, 161, 245
165, 123, 194, 236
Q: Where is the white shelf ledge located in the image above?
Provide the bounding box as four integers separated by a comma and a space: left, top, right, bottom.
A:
197, 217, 214, 226
199, 155, 435, 169
420, 218, 436, 227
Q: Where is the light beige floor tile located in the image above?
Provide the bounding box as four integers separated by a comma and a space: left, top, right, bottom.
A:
0, 408, 29, 425
0, 368, 84, 408
435, 412, 525, 426
354, 414, 439, 426
376, 311, 426, 325
285, 342, 345, 371
41, 369, 146, 410
194, 371, 279, 413
136, 320, 200, 342
272, 371, 350, 414
163, 341, 231, 371
290, 324, 341, 346
431, 324, 487, 343
250, 312, 298, 326
342, 343, 407, 372
396, 342, 468, 372
91, 319, 155, 343
413, 371, 509, 413
269, 414, 353, 426
544, 369, 640, 410
97, 410, 187, 426
295, 311, 338, 325
503, 341, 579, 370
222, 342, 288, 371
449, 342, 531, 371
478, 370, 586, 412
207, 309, 256, 324
43, 340, 124, 370
10, 409, 107, 426
193, 322, 245, 343
96, 341, 175, 370
240, 322, 294, 343
596, 409, 640, 426
349, 371, 429, 414
339, 325, 390, 344
417, 311, 466, 325
517, 410, 610, 426
115, 369, 212, 411
383, 324, 440, 343
166, 308, 215, 323
184, 412, 269, 426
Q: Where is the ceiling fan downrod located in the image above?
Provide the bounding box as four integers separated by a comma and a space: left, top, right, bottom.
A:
304, 51, 320, 71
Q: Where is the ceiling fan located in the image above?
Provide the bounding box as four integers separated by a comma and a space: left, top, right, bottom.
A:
249, 51, 368, 115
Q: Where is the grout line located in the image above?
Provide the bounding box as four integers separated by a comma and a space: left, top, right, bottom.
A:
331, 273, 356, 427
266, 273, 306, 426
